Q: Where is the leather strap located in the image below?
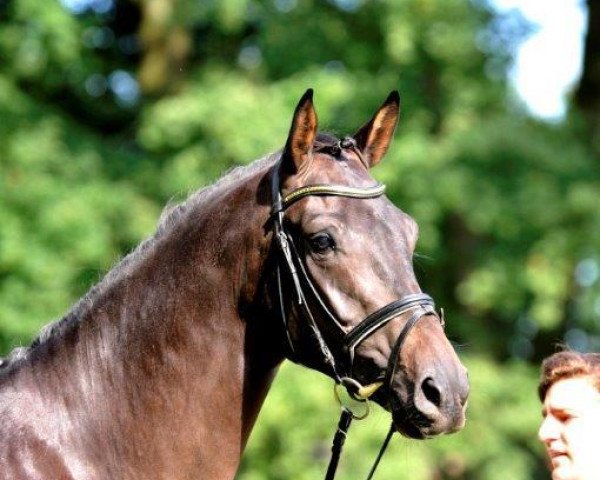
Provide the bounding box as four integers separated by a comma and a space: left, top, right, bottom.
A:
345, 293, 435, 364
283, 183, 385, 209
325, 408, 353, 480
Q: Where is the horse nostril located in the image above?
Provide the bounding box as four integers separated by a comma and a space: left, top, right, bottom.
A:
421, 377, 442, 408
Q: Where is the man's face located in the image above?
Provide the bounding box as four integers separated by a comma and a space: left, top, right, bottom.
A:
538, 376, 600, 480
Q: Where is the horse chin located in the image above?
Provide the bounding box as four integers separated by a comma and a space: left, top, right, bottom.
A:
389, 403, 467, 439
371, 392, 433, 440
390, 408, 434, 440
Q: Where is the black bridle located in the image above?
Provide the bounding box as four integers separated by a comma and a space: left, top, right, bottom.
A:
269, 143, 444, 480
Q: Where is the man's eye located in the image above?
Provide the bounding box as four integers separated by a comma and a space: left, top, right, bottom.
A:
309, 233, 335, 253
556, 412, 575, 423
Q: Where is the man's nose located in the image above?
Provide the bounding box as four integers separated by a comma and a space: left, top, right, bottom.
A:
538, 416, 557, 443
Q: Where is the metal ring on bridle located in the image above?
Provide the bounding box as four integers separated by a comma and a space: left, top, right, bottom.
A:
333, 382, 370, 420
339, 376, 384, 401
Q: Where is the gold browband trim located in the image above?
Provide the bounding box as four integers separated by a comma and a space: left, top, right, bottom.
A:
282, 183, 386, 209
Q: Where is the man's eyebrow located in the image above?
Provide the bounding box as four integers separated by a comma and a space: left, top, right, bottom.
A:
545, 406, 576, 417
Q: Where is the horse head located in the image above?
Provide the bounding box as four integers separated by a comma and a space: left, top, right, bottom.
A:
269, 89, 469, 439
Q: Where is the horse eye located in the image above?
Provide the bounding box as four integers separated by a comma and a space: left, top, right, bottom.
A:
308, 233, 335, 253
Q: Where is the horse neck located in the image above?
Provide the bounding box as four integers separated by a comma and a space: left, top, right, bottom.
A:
15, 163, 283, 476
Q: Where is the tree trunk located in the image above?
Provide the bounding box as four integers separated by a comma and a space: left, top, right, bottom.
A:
574, 0, 600, 153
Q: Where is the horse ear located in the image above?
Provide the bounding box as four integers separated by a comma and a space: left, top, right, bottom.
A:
353, 91, 400, 168
281, 88, 318, 174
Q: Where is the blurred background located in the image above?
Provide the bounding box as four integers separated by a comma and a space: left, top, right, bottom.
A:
0, 0, 598, 478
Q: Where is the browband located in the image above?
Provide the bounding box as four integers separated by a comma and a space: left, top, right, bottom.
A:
282, 183, 385, 209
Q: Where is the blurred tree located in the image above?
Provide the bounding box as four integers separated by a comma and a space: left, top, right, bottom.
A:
575, 0, 600, 152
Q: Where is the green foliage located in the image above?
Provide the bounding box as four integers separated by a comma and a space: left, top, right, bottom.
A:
1, 0, 598, 478
0, 75, 159, 346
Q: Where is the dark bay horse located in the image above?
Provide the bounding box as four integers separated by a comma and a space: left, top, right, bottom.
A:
0, 90, 469, 479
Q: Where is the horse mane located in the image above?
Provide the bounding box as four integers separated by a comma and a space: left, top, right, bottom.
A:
1, 152, 280, 369
1, 132, 344, 369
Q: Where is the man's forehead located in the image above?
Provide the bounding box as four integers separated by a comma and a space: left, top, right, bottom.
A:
546, 377, 600, 410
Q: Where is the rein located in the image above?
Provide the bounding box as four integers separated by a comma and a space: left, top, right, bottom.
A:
269, 143, 444, 479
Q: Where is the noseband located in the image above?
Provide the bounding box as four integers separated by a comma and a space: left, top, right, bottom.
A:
270, 144, 445, 479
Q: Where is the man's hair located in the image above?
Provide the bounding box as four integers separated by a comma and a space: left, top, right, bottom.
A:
538, 350, 600, 401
